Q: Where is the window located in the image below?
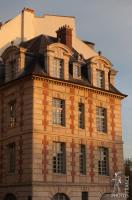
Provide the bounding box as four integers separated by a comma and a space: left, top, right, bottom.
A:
98, 147, 109, 175
52, 98, 65, 126
53, 142, 66, 174
80, 144, 86, 174
78, 103, 85, 129
10, 60, 16, 80
82, 192, 88, 200
96, 107, 107, 132
96, 69, 104, 88
7, 143, 16, 173
9, 100, 16, 128
53, 193, 69, 200
73, 64, 81, 79
53, 58, 64, 78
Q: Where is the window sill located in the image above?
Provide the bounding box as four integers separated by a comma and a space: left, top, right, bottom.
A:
8, 125, 17, 129
53, 124, 65, 128
6, 172, 16, 175
98, 174, 109, 177
79, 127, 85, 130
97, 131, 107, 135
80, 174, 87, 176
53, 173, 66, 176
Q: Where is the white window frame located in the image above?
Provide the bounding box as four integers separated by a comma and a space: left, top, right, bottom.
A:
53, 58, 64, 78
96, 69, 105, 88
73, 64, 81, 79
98, 147, 109, 175
52, 98, 65, 126
96, 107, 107, 132
53, 142, 66, 174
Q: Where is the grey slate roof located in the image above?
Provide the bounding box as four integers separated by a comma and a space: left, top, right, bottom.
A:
0, 34, 127, 97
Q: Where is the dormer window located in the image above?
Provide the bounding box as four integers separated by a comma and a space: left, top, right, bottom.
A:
53, 58, 64, 79
10, 59, 16, 80
73, 64, 81, 79
96, 69, 105, 88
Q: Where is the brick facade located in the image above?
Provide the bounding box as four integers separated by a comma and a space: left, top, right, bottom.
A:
0, 8, 126, 200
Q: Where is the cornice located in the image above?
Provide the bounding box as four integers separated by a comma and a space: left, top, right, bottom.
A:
32, 74, 127, 99
0, 74, 127, 99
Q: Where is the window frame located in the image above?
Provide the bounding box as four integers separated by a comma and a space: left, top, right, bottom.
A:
82, 192, 88, 200
79, 144, 86, 175
53, 57, 64, 79
96, 69, 105, 88
8, 100, 16, 128
52, 98, 65, 126
78, 103, 85, 129
9, 59, 16, 80
52, 142, 66, 174
98, 147, 109, 176
73, 64, 81, 79
7, 142, 16, 173
96, 106, 107, 133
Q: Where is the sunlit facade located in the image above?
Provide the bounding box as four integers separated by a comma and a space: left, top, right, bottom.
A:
0, 8, 126, 200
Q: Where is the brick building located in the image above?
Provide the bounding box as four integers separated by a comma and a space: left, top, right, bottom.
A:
0, 8, 126, 200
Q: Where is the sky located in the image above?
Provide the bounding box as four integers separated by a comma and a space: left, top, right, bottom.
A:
0, 0, 132, 158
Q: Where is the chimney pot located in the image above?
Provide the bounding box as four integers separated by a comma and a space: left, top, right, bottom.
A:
98, 51, 102, 56
56, 25, 72, 49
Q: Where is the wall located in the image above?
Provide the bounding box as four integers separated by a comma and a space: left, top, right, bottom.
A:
0, 77, 33, 189
0, 9, 97, 59
32, 76, 124, 199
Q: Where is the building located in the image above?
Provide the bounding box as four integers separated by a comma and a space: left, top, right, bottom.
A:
0, 8, 127, 200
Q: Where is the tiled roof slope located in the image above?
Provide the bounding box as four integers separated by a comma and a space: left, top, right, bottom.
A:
19, 34, 126, 97
0, 34, 126, 97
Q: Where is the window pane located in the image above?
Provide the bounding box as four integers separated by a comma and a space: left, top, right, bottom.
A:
80, 144, 86, 174
9, 101, 16, 128
96, 107, 107, 132
53, 142, 66, 173
53, 58, 64, 79
98, 147, 109, 175
82, 192, 88, 200
78, 103, 85, 129
96, 69, 104, 88
73, 65, 81, 79
52, 98, 65, 126
7, 143, 16, 173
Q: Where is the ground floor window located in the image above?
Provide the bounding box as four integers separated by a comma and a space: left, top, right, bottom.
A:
53, 193, 69, 200
4, 193, 17, 200
82, 192, 88, 200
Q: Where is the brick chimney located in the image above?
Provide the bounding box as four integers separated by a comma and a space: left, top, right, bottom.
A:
56, 25, 72, 49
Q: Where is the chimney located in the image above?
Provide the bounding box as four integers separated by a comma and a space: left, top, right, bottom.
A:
56, 25, 72, 49
98, 51, 102, 56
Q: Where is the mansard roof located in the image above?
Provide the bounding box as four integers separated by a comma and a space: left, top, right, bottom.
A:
0, 34, 127, 98
20, 34, 57, 54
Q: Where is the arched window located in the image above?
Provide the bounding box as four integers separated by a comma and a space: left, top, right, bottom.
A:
53, 193, 69, 200
4, 193, 17, 200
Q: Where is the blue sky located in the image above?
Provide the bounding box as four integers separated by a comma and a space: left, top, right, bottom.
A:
0, 0, 132, 158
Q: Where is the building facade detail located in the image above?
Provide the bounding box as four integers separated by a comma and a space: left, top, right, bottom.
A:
0, 8, 126, 200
